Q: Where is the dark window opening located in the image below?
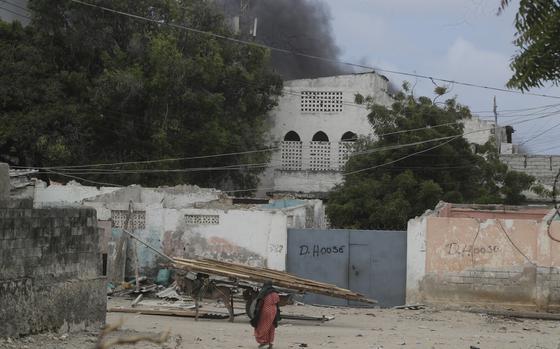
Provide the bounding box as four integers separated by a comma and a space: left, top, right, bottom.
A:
284, 131, 301, 142
341, 131, 358, 142
102, 253, 108, 276
312, 131, 329, 142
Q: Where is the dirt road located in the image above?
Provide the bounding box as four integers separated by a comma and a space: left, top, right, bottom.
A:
1, 301, 559, 349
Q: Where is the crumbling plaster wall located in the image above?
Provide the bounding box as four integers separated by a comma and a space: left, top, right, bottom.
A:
272, 170, 343, 194
33, 180, 120, 208
0, 207, 106, 338
407, 211, 560, 310
36, 185, 289, 276
88, 199, 288, 276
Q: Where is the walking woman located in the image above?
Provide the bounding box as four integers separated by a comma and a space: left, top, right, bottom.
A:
250, 281, 281, 348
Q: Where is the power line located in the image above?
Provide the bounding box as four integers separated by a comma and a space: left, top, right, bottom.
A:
0, 0, 29, 13
69, 0, 560, 100
342, 110, 560, 176
16, 106, 560, 174
519, 120, 560, 146
40, 136, 461, 175
32, 147, 280, 170
472, 102, 560, 115
343, 136, 460, 175
0, 4, 30, 19
44, 169, 123, 187
10, 122, 464, 171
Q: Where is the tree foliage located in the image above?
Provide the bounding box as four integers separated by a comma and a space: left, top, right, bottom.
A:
499, 0, 560, 90
0, 0, 282, 190
326, 88, 535, 230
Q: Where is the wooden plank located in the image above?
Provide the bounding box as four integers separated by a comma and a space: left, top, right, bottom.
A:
171, 257, 375, 304
107, 307, 228, 319
175, 259, 358, 296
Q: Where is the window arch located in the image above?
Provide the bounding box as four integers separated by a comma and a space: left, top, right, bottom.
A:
341, 131, 357, 142
281, 131, 302, 170
312, 131, 329, 142
283, 131, 301, 142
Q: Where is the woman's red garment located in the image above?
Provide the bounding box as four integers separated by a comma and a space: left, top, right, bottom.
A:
254, 291, 280, 345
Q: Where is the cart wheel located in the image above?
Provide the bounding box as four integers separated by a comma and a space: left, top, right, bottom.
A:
246, 296, 258, 320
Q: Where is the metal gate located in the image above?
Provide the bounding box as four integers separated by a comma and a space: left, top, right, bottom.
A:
286, 229, 407, 307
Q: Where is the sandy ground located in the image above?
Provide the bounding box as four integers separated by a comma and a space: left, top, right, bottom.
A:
1, 298, 559, 349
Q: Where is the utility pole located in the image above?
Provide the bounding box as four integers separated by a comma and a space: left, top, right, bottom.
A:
494, 96, 500, 154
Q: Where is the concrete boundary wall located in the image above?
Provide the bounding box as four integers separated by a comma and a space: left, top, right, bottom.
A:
0, 208, 106, 337
500, 154, 560, 186
407, 210, 560, 311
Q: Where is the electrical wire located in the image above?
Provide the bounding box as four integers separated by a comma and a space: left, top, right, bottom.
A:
0, 0, 29, 13
519, 120, 560, 146
44, 169, 123, 187
472, 103, 560, 115
343, 136, 461, 175
10, 122, 464, 171
17, 107, 560, 177
69, 0, 560, 100
28, 148, 280, 170
496, 219, 537, 265
0, 4, 30, 19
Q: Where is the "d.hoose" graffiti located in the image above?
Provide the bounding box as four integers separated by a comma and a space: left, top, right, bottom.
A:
299, 244, 345, 257
445, 242, 500, 257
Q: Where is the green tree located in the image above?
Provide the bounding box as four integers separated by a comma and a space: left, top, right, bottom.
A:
499, 0, 560, 90
0, 0, 282, 190
326, 87, 535, 230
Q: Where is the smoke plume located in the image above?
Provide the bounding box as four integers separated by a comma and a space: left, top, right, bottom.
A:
213, 0, 352, 79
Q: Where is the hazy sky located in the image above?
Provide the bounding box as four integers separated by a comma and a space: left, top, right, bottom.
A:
322, 0, 560, 154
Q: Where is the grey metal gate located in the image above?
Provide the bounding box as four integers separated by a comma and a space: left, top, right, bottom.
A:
287, 229, 407, 307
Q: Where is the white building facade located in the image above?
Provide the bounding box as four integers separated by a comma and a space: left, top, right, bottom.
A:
259, 72, 394, 197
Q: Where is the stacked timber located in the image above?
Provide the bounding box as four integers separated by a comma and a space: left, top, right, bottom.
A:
172, 257, 375, 304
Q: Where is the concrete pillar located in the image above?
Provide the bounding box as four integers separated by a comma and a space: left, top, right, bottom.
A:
0, 162, 9, 200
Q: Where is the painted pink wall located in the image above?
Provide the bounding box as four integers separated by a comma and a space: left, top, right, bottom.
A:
425, 217, 560, 274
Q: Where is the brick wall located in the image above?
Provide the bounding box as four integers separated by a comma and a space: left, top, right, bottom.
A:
500, 154, 560, 186
0, 207, 106, 338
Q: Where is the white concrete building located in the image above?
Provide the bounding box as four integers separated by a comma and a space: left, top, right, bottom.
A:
258, 72, 394, 197
257, 72, 519, 198
462, 117, 517, 154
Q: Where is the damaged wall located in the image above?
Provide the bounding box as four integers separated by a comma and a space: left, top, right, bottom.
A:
407, 205, 560, 311
0, 207, 106, 338
80, 186, 288, 277
33, 180, 121, 208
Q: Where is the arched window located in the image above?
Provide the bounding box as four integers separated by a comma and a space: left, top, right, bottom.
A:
312, 131, 329, 142
281, 131, 302, 170
341, 131, 357, 142
339, 132, 357, 170
283, 131, 301, 142
310, 131, 331, 171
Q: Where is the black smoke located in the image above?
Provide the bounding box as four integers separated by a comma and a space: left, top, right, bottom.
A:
212, 0, 353, 79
